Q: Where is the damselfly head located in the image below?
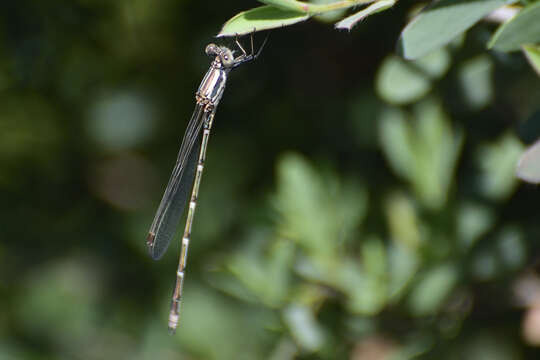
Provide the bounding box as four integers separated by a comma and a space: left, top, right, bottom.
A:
205, 44, 235, 68
219, 47, 234, 67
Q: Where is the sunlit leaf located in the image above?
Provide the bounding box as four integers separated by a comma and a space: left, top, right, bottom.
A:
376, 48, 450, 105
258, 0, 375, 14
218, 5, 309, 37
362, 237, 387, 277
227, 236, 294, 307
283, 305, 326, 351
409, 264, 458, 315
522, 45, 540, 76
415, 47, 451, 78
488, 1, 540, 52
379, 100, 464, 209
385, 192, 422, 249
341, 238, 389, 315
275, 153, 335, 257
388, 244, 420, 301
458, 55, 494, 110
477, 132, 524, 200
411, 100, 464, 209
376, 55, 431, 105
258, 0, 312, 12
378, 107, 414, 178
312, 0, 347, 23
457, 202, 494, 249
352, 238, 388, 313
516, 138, 540, 183
339, 257, 387, 314
399, 0, 511, 59
334, 0, 396, 30
274, 152, 367, 261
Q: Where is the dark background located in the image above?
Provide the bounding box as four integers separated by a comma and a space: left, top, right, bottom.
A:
1, 1, 540, 359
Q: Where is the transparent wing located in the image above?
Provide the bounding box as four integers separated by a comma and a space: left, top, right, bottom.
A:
147, 104, 206, 260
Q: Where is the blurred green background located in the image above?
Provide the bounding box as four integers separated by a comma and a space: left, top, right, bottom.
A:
2, 1, 540, 359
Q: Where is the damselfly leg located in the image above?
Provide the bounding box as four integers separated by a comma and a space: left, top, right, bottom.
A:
231, 31, 268, 68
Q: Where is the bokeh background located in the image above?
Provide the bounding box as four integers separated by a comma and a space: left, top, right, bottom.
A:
2, 1, 540, 359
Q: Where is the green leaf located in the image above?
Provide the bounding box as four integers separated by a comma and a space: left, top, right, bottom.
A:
375, 56, 431, 105
409, 264, 458, 316
258, 0, 313, 12
415, 47, 452, 78
218, 5, 309, 37
516, 139, 540, 184
457, 202, 494, 249
376, 48, 450, 105
410, 100, 464, 209
334, 0, 396, 30
337, 238, 390, 315
312, 0, 347, 23
385, 192, 422, 250
379, 100, 464, 209
362, 237, 387, 278
458, 55, 494, 110
283, 305, 326, 351
338, 257, 387, 314
378, 108, 414, 178
399, 0, 511, 59
227, 237, 294, 307
523, 45, 540, 76
477, 132, 524, 200
274, 152, 367, 261
388, 244, 420, 300
488, 1, 540, 52
259, 0, 375, 14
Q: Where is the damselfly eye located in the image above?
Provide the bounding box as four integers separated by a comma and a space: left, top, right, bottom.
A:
220, 48, 235, 67
205, 44, 219, 56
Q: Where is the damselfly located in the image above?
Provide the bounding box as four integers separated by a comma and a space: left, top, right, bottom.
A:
147, 34, 267, 333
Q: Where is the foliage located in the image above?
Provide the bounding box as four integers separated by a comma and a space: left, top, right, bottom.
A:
1, 0, 540, 359
220, 0, 539, 76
